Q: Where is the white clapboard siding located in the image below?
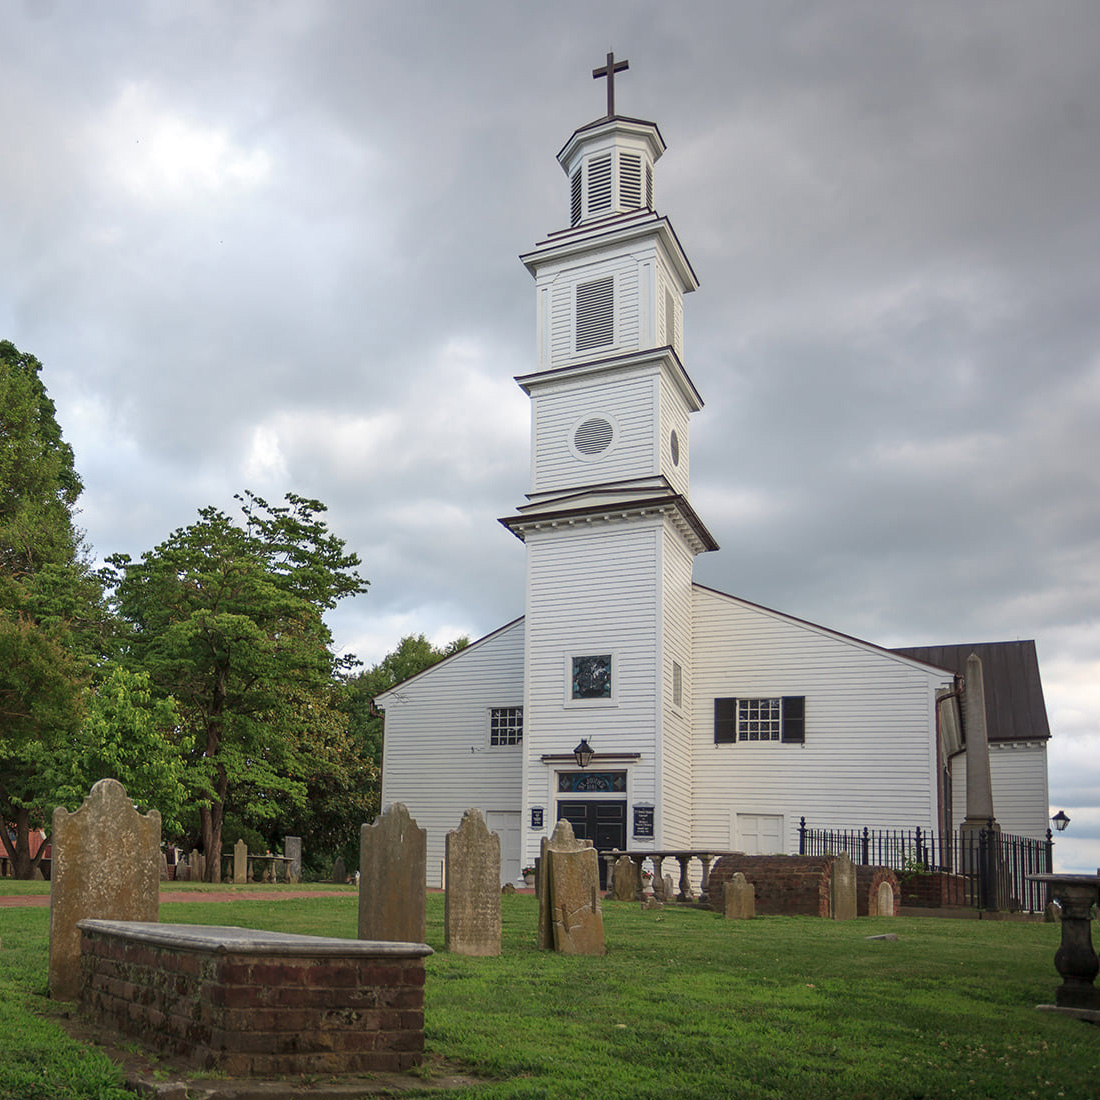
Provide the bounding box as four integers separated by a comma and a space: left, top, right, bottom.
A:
691, 587, 951, 853
531, 371, 658, 492
522, 522, 663, 861
378, 619, 525, 888
658, 368, 692, 495
546, 253, 641, 366
950, 742, 1051, 841
658, 522, 697, 847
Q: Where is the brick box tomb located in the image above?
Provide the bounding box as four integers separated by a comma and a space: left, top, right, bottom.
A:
78, 920, 432, 1076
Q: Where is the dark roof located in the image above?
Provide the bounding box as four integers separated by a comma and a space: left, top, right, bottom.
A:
891, 641, 1051, 743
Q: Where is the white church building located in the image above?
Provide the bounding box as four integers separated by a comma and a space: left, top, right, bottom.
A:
377, 62, 1051, 887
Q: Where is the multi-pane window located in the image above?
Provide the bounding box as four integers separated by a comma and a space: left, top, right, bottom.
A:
738, 697, 781, 741
672, 661, 683, 709
714, 696, 805, 744
489, 707, 523, 746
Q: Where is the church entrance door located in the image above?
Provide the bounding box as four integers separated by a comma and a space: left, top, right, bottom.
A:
556, 799, 626, 887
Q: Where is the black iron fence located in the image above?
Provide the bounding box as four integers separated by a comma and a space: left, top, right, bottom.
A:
798, 817, 1054, 913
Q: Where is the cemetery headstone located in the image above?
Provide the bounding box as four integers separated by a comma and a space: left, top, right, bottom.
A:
538, 820, 605, 955
611, 854, 639, 901
48, 778, 160, 1001
444, 808, 501, 956
876, 880, 895, 917
284, 835, 302, 883
723, 872, 755, 919
192, 852, 206, 883
332, 856, 346, 884
358, 803, 427, 944
159, 851, 169, 882
537, 820, 589, 949
830, 853, 857, 920
233, 839, 248, 885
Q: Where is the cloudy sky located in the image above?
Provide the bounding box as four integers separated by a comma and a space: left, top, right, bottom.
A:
3, 2, 1097, 873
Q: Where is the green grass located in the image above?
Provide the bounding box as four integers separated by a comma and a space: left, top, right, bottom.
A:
0, 889, 1096, 1099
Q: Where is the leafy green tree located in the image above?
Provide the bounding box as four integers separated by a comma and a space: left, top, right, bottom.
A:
103, 492, 367, 881
44, 666, 192, 835
0, 340, 102, 877
304, 633, 469, 869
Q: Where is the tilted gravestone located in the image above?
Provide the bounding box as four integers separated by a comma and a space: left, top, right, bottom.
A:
444, 808, 501, 956
284, 835, 302, 883
611, 855, 639, 901
233, 839, 248, 884
48, 778, 160, 1000
359, 803, 426, 944
537, 820, 605, 955
830, 853, 857, 920
723, 872, 755, 919
537, 820, 588, 948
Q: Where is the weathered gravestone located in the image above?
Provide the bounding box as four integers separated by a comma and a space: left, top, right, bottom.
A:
190, 851, 206, 883
444, 808, 501, 956
332, 856, 346, 884
48, 778, 160, 1001
830, 853, 857, 920
723, 872, 755, 919
611, 855, 639, 901
233, 839, 248, 884
537, 820, 605, 955
876, 880, 896, 918
359, 803, 427, 944
284, 835, 302, 883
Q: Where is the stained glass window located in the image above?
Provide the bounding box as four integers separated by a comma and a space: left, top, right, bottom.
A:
572, 654, 612, 699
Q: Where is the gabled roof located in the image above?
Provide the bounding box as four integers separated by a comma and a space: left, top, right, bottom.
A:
692, 584, 957, 678
371, 617, 524, 709
890, 641, 1050, 743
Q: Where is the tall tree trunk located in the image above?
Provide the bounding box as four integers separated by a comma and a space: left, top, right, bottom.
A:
10, 804, 34, 880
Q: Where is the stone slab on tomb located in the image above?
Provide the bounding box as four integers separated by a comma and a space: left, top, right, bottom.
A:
78, 920, 432, 1076
49, 778, 160, 1001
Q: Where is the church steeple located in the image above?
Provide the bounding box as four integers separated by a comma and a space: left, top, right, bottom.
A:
506, 57, 716, 868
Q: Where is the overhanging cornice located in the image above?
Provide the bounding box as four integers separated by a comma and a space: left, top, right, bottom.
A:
515, 346, 703, 413
499, 492, 719, 555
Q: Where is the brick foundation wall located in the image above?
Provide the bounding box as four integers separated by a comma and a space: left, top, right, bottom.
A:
899, 871, 967, 908
706, 855, 837, 917
78, 920, 431, 1076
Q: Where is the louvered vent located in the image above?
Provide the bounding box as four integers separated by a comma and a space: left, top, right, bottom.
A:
665, 288, 679, 350
646, 164, 654, 208
576, 276, 614, 350
574, 417, 615, 455
587, 154, 612, 215
620, 153, 642, 209
570, 169, 582, 226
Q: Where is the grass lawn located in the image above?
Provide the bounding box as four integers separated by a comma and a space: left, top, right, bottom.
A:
0, 887, 1096, 1099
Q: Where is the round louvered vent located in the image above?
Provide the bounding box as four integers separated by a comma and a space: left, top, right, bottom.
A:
574, 417, 615, 455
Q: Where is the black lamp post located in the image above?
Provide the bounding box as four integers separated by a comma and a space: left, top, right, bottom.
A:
573, 739, 594, 768
1052, 810, 1071, 832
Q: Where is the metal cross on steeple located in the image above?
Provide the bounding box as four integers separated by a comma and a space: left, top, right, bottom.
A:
592, 51, 629, 117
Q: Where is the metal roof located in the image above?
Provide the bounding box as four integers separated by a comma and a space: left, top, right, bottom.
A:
891, 640, 1051, 743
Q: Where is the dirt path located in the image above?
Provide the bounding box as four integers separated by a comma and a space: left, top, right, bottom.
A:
0, 889, 354, 908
